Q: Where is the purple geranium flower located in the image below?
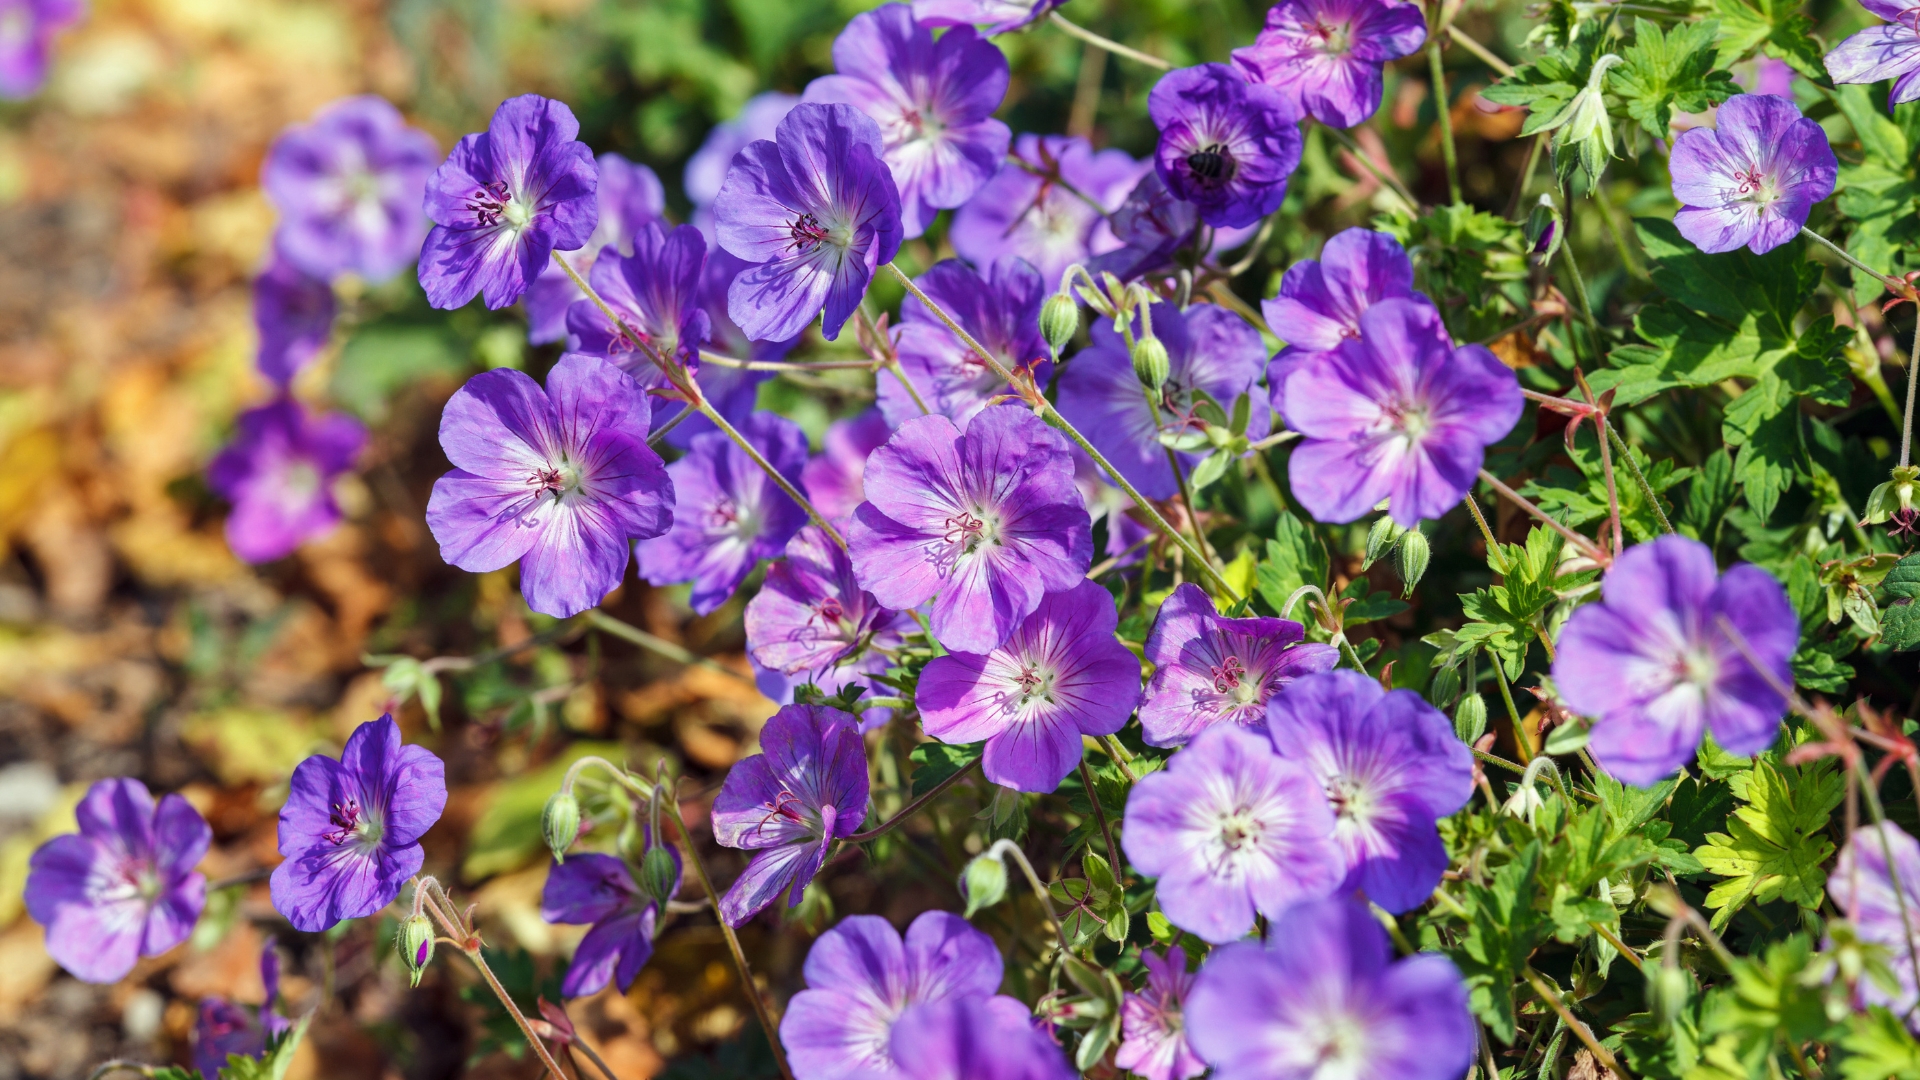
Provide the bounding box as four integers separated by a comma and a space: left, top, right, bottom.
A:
419, 94, 599, 311
1086, 171, 1264, 284
711, 704, 869, 926
526, 153, 666, 344
635, 411, 809, 615
1231, 0, 1427, 129
871, 999, 1075, 1080
781, 910, 1010, 1080
1825, 0, 1920, 106
917, 579, 1140, 793
1282, 297, 1522, 527
688, 93, 802, 211
1263, 228, 1419, 422
1149, 64, 1303, 229
1186, 897, 1476, 1080
1116, 946, 1206, 1080
1831, 822, 1920, 1018
262, 95, 439, 283
0, 0, 82, 99
910, 0, 1066, 35
208, 398, 366, 564
950, 134, 1145, 288
193, 947, 288, 1080
1055, 300, 1273, 502
25, 777, 210, 984
715, 103, 903, 342
270, 715, 446, 933
540, 842, 680, 998
253, 256, 336, 387
1265, 670, 1473, 912
565, 220, 709, 377
803, 409, 893, 522
747, 524, 908, 677
848, 404, 1093, 654
1122, 724, 1343, 943
1140, 583, 1339, 747
1669, 94, 1837, 255
806, 4, 1011, 239
881, 257, 1049, 428
754, 650, 902, 735
1552, 534, 1798, 786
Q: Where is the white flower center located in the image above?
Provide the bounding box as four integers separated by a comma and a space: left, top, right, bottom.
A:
1218, 804, 1266, 852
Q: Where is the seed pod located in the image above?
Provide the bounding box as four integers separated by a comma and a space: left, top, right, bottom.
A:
639, 844, 680, 907
1646, 962, 1691, 1028
1039, 292, 1079, 357
399, 916, 435, 988
960, 852, 1009, 918
1130, 334, 1170, 390
1453, 693, 1488, 745
541, 791, 582, 863
1395, 529, 1431, 597
1363, 516, 1405, 569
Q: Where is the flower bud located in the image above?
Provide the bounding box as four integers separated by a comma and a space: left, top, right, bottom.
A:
1525, 193, 1563, 262
1453, 693, 1487, 745
542, 791, 582, 863
960, 852, 1009, 918
399, 915, 435, 987
1131, 334, 1170, 390
1646, 962, 1691, 1028
639, 844, 680, 907
1363, 515, 1405, 570
1395, 529, 1430, 597
1039, 292, 1079, 357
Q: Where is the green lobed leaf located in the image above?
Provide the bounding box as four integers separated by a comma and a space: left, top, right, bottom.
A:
1610, 18, 1736, 138
910, 741, 984, 798
1880, 552, 1920, 651
1693, 759, 1845, 928
1255, 510, 1329, 615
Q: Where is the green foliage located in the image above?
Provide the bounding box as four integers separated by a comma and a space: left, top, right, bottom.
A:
1838, 1008, 1920, 1080
1445, 843, 1547, 1042
910, 741, 983, 798
1880, 551, 1920, 651
1610, 18, 1735, 138
1692, 935, 1841, 1079
1522, 428, 1691, 543
1255, 509, 1329, 615
1693, 758, 1845, 928
217, 1013, 311, 1080
1832, 87, 1920, 305
1454, 526, 1593, 679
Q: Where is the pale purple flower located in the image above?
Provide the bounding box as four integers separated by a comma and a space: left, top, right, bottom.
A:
541, 842, 680, 997
715, 103, 903, 342
1825, 0, 1920, 106
1738, 55, 1798, 96
425, 353, 674, 619
25, 777, 209, 984
1831, 822, 1920, 1018
1055, 301, 1272, 502
1121, 724, 1343, 943
1669, 94, 1837, 255
781, 911, 1011, 1080
1263, 228, 1419, 423
208, 398, 365, 564
193, 947, 288, 1079
687, 93, 802, 210
0, 0, 82, 98
253, 256, 336, 387
949, 134, 1146, 288
1140, 583, 1339, 747
635, 411, 809, 615
712, 704, 869, 926
705, 248, 801, 364
881, 257, 1049, 428
270, 715, 446, 933
1553, 534, 1798, 786
1186, 897, 1476, 1080
565, 220, 709, 377
525, 153, 666, 343
1283, 297, 1521, 527
917, 579, 1139, 793
1150, 64, 1303, 229
419, 94, 599, 310
1082, 172, 1254, 283
1265, 670, 1473, 912
806, 5, 1011, 239
909, 0, 1066, 35
868, 999, 1072, 1080
1231, 0, 1427, 129
262, 95, 439, 283
803, 410, 893, 522
848, 404, 1093, 654
1116, 947, 1206, 1080
747, 524, 908, 676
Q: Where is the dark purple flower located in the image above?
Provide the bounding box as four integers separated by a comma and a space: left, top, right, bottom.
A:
1186, 897, 1475, 1080
950, 134, 1146, 288
525, 153, 666, 344
1265, 670, 1472, 912
1831, 822, 1920, 1017
1231, 0, 1427, 129
25, 777, 210, 984
917, 579, 1140, 793
715, 103, 903, 342
270, 715, 446, 933
1140, 583, 1339, 747
541, 844, 680, 997
866, 998, 1075, 1080
1825, 0, 1920, 106
1552, 535, 1798, 786
1670, 94, 1837, 255
802, 409, 893, 522
747, 524, 909, 679
1282, 297, 1521, 527
426, 353, 673, 618
0, 0, 82, 99
262, 95, 439, 283
565, 221, 709, 377
848, 404, 1093, 654
192, 947, 287, 1079
881, 257, 1049, 428
806, 5, 1011, 238
253, 256, 336, 387
1085, 171, 1262, 283
208, 398, 365, 564
419, 94, 599, 311
711, 704, 869, 926
687, 93, 802, 211
1116, 947, 1206, 1080
1263, 228, 1418, 423
1150, 64, 1303, 229
754, 651, 901, 735
909, 0, 1066, 35
1121, 724, 1343, 943
635, 411, 810, 615
781, 911, 1010, 1080
1055, 301, 1272, 502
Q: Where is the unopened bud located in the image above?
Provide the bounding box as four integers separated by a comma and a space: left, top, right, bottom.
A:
1453, 694, 1488, 745
1525, 193, 1563, 261
1395, 529, 1431, 597
1646, 963, 1691, 1028
542, 791, 582, 863
1131, 334, 1170, 390
961, 852, 1009, 918
640, 844, 680, 906
1040, 293, 1079, 356
399, 916, 435, 987
1363, 516, 1405, 570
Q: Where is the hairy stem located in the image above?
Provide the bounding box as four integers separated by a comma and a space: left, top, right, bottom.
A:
983, 838, 1072, 953
1605, 420, 1674, 534
558, 754, 656, 802
1479, 470, 1608, 563
847, 758, 982, 842
1524, 969, 1633, 1080
585, 610, 753, 683
1324, 125, 1419, 207
416, 882, 570, 1080
1079, 759, 1123, 876
1047, 12, 1172, 70
1446, 24, 1515, 76
697, 398, 844, 545
1428, 27, 1462, 204
1904, 317, 1920, 468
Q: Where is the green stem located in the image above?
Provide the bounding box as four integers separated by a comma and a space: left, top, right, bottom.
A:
1904, 315, 1920, 468
1605, 420, 1674, 533
1446, 24, 1515, 76
847, 758, 982, 842
983, 838, 1072, 953
1491, 655, 1530, 758
1554, 214, 1605, 366
1523, 969, 1634, 1080
1079, 760, 1123, 875
1596, 196, 1647, 282
417, 885, 570, 1080
1800, 225, 1913, 295
586, 610, 754, 682
1428, 31, 1461, 204
1046, 12, 1172, 70
698, 399, 843, 545
1479, 469, 1608, 564
1324, 124, 1419, 207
